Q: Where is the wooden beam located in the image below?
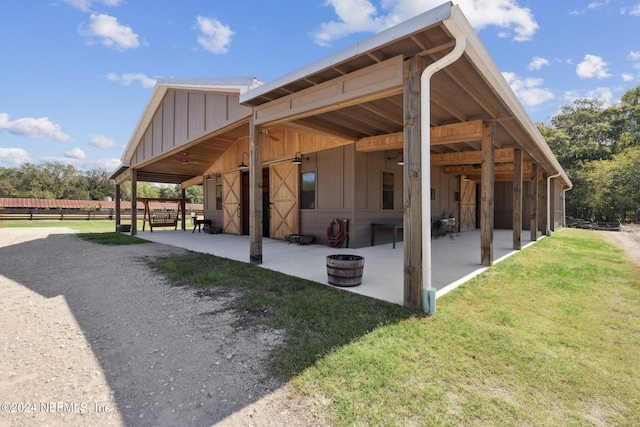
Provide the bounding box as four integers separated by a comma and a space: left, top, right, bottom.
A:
181, 175, 203, 188
530, 163, 538, 242
356, 120, 484, 153
444, 163, 534, 175
431, 148, 513, 166
403, 56, 425, 311
513, 149, 523, 250
249, 118, 263, 265
480, 122, 494, 267
430, 119, 483, 145
356, 132, 403, 152
181, 188, 186, 231
131, 169, 137, 236
115, 184, 121, 231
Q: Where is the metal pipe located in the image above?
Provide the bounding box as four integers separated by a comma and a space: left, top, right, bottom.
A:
421, 32, 467, 314
546, 171, 561, 235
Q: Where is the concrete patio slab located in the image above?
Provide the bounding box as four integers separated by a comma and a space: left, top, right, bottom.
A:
136, 229, 542, 306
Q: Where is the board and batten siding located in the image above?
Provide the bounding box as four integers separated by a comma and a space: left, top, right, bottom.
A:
130, 89, 251, 167
299, 145, 355, 245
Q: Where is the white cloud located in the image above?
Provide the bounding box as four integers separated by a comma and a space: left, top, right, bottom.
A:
622, 73, 635, 82
588, 0, 610, 10
0, 148, 31, 166
630, 50, 640, 70
196, 16, 234, 54
576, 54, 611, 79
313, 0, 386, 47
89, 134, 117, 148
41, 156, 121, 171
313, 0, 539, 47
621, 4, 640, 16
0, 113, 71, 142
564, 87, 614, 106
503, 72, 554, 106
107, 72, 156, 88
571, 0, 611, 15
528, 56, 549, 71
63, 0, 121, 12
65, 147, 87, 159
80, 13, 140, 50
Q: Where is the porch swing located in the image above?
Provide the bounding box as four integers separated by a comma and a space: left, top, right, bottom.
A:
139, 197, 187, 232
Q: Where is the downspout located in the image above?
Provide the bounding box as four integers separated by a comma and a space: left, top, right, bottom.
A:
546, 171, 561, 235
421, 33, 467, 314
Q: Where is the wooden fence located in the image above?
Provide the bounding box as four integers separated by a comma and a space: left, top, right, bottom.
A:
0, 209, 130, 221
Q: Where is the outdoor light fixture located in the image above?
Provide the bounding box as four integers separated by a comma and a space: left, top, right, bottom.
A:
205, 173, 214, 180
387, 152, 404, 166
291, 152, 308, 165
463, 175, 470, 182
238, 152, 249, 169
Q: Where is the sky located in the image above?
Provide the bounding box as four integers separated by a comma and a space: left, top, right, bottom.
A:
1, 0, 639, 172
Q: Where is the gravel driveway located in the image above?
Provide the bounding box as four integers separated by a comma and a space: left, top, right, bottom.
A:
0, 228, 320, 427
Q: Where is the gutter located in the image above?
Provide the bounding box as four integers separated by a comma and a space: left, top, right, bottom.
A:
421, 20, 467, 314
546, 171, 561, 235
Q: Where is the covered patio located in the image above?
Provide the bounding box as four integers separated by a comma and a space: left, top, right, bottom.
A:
137, 228, 542, 306
110, 3, 571, 313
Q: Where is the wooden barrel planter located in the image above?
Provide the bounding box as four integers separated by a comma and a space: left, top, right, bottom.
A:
326, 254, 364, 287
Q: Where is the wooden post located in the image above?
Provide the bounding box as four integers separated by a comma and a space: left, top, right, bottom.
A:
530, 163, 538, 241
480, 122, 494, 266
131, 169, 137, 236
512, 149, 523, 250
249, 118, 263, 265
403, 56, 425, 311
181, 188, 187, 231
115, 184, 121, 231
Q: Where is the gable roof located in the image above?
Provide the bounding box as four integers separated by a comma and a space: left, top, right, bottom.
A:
110, 77, 261, 184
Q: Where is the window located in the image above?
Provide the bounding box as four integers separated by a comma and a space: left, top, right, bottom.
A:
382, 171, 394, 210
300, 172, 316, 209
216, 184, 222, 210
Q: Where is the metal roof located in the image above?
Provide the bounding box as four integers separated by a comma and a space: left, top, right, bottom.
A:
111, 1, 570, 188
239, 1, 569, 186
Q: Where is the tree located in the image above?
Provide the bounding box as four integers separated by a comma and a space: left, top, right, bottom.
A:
607, 85, 640, 153
551, 98, 613, 162
85, 169, 116, 201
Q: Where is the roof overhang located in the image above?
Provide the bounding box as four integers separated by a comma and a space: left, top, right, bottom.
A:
240, 1, 570, 188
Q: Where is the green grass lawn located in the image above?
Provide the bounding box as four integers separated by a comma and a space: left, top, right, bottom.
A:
293, 229, 640, 426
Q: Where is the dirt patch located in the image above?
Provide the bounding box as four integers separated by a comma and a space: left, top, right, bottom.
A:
607, 224, 640, 266
0, 228, 323, 426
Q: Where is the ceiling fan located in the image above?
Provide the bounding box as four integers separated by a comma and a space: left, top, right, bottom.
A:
176, 152, 202, 165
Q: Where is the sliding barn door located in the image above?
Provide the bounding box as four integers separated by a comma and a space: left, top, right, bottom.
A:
269, 162, 299, 240
460, 177, 477, 232
222, 171, 242, 235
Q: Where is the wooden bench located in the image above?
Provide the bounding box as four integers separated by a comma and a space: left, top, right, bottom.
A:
140, 197, 187, 232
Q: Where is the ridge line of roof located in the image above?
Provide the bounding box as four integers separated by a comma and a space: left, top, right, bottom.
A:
240, 1, 453, 104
